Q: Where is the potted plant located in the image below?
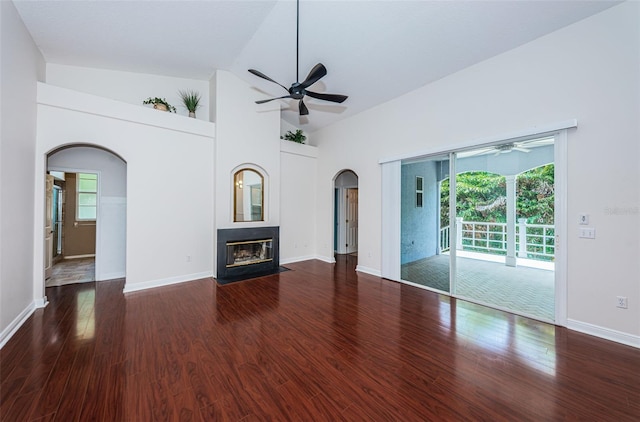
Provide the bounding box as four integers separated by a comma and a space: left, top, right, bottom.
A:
280, 129, 307, 144
143, 97, 176, 113
178, 90, 201, 118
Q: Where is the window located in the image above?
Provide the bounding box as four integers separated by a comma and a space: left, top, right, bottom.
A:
416, 176, 424, 208
77, 173, 97, 220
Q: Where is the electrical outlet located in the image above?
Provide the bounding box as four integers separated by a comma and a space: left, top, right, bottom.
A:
616, 296, 628, 309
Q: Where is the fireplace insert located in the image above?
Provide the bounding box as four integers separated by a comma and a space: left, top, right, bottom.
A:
216, 226, 280, 284
226, 238, 273, 267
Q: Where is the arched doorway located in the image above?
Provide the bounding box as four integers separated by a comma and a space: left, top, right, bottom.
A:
333, 170, 359, 256
44, 144, 127, 288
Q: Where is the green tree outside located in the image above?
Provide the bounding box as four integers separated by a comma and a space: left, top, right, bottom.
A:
440, 164, 554, 226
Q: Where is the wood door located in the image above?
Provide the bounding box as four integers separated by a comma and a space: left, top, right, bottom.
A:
345, 188, 358, 253
45, 174, 54, 279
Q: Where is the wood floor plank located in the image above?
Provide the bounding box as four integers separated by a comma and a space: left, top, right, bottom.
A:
50, 343, 94, 422
28, 337, 78, 419
1, 258, 639, 420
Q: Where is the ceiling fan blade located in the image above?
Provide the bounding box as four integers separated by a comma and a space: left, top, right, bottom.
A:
513, 147, 531, 153
255, 95, 293, 104
457, 147, 494, 158
299, 99, 309, 116
248, 69, 289, 91
306, 90, 348, 103
298, 63, 327, 89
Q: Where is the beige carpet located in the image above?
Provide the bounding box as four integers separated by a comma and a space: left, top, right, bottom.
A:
401, 254, 554, 321
46, 257, 95, 287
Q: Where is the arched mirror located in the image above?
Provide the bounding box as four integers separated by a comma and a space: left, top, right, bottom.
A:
234, 169, 264, 222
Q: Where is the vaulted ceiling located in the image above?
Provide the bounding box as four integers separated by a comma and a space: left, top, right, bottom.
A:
13, 0, 619, 132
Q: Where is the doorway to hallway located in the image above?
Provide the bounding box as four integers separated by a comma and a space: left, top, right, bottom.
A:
45, 145, 127, 289
334, 170, 359, 256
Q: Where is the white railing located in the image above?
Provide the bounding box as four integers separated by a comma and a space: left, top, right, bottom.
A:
460, 220, 508, 255
440, 226, 450, 253
439, 219, 555, 261
516, 219, 555, 261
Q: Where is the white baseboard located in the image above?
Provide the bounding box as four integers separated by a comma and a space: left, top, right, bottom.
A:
64, 254, 96, 259
123, 271, 213, 294
356, 265, 382, 277
280, 255, 316, 265
315, 255, 336, 264
0, 301, 36, 349
97, 271, 126, 281
35, 296, 48, 308
567, 319, 640, 348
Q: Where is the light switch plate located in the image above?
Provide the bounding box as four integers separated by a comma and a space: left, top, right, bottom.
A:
579, 227, 596, 239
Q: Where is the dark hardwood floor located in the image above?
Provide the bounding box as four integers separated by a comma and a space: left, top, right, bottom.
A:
2, 255, 639, 421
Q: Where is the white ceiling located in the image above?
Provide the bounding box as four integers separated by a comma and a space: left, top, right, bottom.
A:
13, 0, 620, 132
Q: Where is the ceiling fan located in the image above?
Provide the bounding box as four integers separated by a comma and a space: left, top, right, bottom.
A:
248, 0, 348, 116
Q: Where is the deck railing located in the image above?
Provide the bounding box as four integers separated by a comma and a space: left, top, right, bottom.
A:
439, 219, 555, 261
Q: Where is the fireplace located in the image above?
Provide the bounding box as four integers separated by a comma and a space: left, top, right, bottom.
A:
226, 238, 273, 267
216, 226, 280, 284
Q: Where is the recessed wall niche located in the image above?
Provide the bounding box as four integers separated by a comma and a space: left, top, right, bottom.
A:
233, 168, 264, 222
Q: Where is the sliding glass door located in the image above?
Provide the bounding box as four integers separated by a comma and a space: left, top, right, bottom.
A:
400, 154, 450, 293
398, 136, 556, 322
453, 138, 555, 321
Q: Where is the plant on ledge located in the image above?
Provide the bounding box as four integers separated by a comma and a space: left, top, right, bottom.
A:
143, 97, 176, 113
178, 90, 201, 118
280, 129, 307, 144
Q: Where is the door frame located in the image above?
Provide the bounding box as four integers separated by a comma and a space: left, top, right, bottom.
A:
45, 174, 54, 279
335, 186, 358, 254
345, 187, 358, 254
47, 166, 101, 282
52, 184, 63, 259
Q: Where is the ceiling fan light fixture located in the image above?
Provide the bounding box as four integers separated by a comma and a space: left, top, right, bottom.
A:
495, 143, 515, 152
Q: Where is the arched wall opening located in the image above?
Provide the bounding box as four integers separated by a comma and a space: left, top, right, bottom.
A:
33, 82, 216, 302
333, 170, 359, 256
45, 144, 127, 288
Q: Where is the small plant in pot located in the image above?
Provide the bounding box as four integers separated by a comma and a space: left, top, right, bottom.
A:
281, 129, 307, 144
143, 97, 176, 113
178, 90, 201, 118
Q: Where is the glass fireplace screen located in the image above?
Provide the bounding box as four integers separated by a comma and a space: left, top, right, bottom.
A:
226, 238, 273, 267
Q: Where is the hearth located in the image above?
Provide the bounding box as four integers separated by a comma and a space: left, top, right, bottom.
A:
216, 226, 280, 284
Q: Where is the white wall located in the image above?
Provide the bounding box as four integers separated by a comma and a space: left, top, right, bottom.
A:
313, 3, 640, 342
280, 140, 318, 263
34, 83, 215, 295
214, 70, 281, 230
46, 64, 210, 121
0, 1, 45, 346
48, 147, 127, 280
